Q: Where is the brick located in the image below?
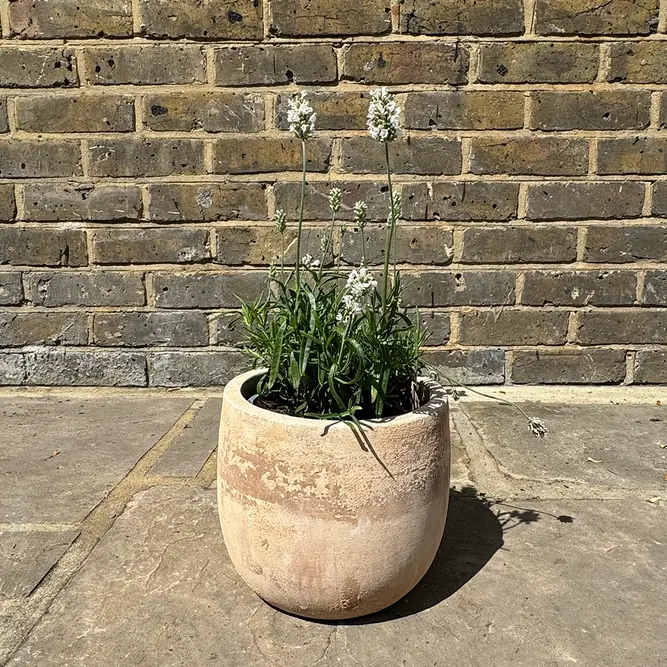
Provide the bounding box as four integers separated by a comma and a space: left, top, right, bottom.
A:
418, 311, 450, 346
402, 271, 515, 307
634, 351, 667, 383
0, 99, 7, 133
148, 183, 267, 222
0, 312, 87, 346
523, 270, 636, 306
577, 310, 667, 344
140, 0, 263, 39
93, 311, 209, 347
214, 312, 244, 346
423, 349, 505, 385
643, 271, 667, 305
459, 310, 569, 346
149, 350, 247, 387
598, 137, 667, 175
9, 0, 133, 38
27, 272, 145, 307
535, 0, 659, 35
88, 139, 204, 178
585, 225, 667, 262
213, 136, 331, 174
0, 140, 81, 179
461, 227, 577, 264
0, 274, 23, 305
511, 350, 626, 384
340, 137, 461, 175
23, 184, 142, 222
526, 182, 645, 220
341, 42, 469, 84
609, 41, 667, 83
0, 185, 16, 222
660, 95, 667, 130
214, 44, 337, 86
82, 45, 206, 85
270, 0, 390, 36
654, 182, 667, 216
404, 91, 524, 130
143, 92, 264, 133
275, 91, 370, 131
153, 272, 267, 309
24, 349, 147, 387
470, 138, 589, 176
16, 95, 134, 133
399, 0, 523, 35
478, 42, 599, 83
92, 229, 211, 265
402, 182, 519, 221
0, 229, 87, 267
0, 47, 77, 87
531, 90, 651, 131
0, 354, 26, 385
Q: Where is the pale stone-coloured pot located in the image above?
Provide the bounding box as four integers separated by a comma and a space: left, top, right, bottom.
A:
217, 369, 451, 620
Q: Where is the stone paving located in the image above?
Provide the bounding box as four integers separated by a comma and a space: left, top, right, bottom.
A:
1, 390, 666, 666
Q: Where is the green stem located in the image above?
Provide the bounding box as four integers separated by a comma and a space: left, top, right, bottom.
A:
381, 142, 396, 308
361, 226, 367, 266
295, 139, 307, 291
319, 208, 336, 281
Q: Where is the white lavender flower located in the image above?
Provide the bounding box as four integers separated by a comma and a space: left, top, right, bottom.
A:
274, 209, 287, 234
329, 188, 342, 214
367, 87, 401, 143
353, 200, 367, 228
301, 253, 320, 269
528, 418, 547, 438
337, 267, 378, 322
287, 92, 316, 141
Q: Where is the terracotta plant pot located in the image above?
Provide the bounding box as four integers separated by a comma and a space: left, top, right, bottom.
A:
217, 369, 451, 620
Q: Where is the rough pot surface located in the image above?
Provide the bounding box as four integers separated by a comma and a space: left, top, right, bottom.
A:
217, 369, 451, 620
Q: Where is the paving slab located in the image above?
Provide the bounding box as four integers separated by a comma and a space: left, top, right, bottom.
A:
7, 485, 666, 667
0, 398, 192, 523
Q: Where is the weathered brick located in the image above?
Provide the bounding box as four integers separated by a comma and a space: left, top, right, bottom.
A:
419, 311, 450, 346
402, 271, 515, 307
213, 136, 331, 174
634, 351, 667, 383
153, 272, 267, 309
0, 47, 77, 87
530, 90, 651, 131
459, 310, 569, 345
24, 349, 147, 387
82, 45, 206, 85
0, 140, 81, 178
654, 182, 667, 216
470, 137, 589, 176
478, 42, 599, 83
585, 225, 667, 263
23, 184, 142, 222
399, 0, 523, 35
0, 354, 25, 385
0, 312, 87, 346
27, 272, 145, 307
143, 92, 264, 133
402, 182, 519, 221
214, 45, 337, 86
404, 91, 524, 130
88, 139, 204, 178
598, 137, 667, 175
511, 350, 626, 384
0, 274, 23, 305
148, 183, 267, 222
0, 185, 16, 222
609, 41, 667, 83
270, 0, 390, 36
577, 310, 667, 344
526, 182, 645, 220
461, 227, 577, 264
0, 229, 87, 267
523, 270, 636, 306
93, 311, 209, 347
423, 349, 505, 385
92, 229, 211, 265
535, 0, 659, 35
149, 350, 247, 387
660, 94, 667, 130
643, 271, 667, 305
0, 98, 7, 133
342, 42, 469, 84
340, 137, 461, 175
9, 0, 133, 38
140, 0, 263, 39
276, 91, 370, 131
214, 312, 244, 346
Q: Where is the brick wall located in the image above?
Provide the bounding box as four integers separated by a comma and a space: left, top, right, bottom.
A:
1, 0, 667, 387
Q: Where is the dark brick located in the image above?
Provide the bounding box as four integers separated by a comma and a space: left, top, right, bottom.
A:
0, 274, 23, 305
577, 310, 667, 344
511, 350, 626, 384
0, 47, 78, 87
405, 91, 524, 130
609, 41, 667, 83
342, 42, 469, 84
523, 270, 636, 306
0, 312, 87, 346
0, 98, 7, 133
0, 354, 25, 385
0, 185, 16, 222
214, 312, 244, 346
660, 94, 667, 130
598, 137, 667, 175
655, 182, 667, 216
214, 45, 337, 86
634, 351, 667, 383
0, 229, 87, 267
403, 182, 519, 221
531, 90, 651, 130
402, 271, 515, 307
459, 310, 569, 345
420, 311, 450, 346
93, 311, 209, 347
585, 225, 667, 263
0, 140, 81, 178
149, 350, 248, 387
461, 227, 577, 264
526, 182, 645, 220
643, 271, 667, 305
276, 91, 370, 131
470, 137, 589, 176
423, 349, 505, 385
478, 42, 599, 83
